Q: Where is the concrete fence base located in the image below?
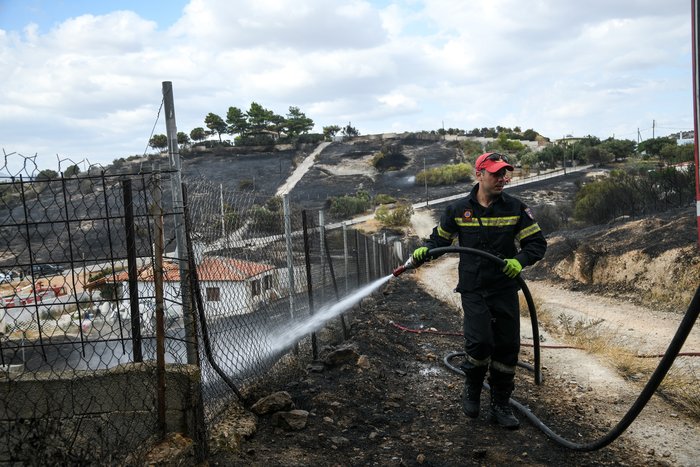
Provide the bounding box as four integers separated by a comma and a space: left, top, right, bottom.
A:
0, 362, 206, 464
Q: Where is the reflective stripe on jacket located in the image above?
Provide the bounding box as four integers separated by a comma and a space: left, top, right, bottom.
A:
425, 184, 547, 292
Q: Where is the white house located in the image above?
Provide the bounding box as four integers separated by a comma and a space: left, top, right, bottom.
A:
92, 256, 303, 326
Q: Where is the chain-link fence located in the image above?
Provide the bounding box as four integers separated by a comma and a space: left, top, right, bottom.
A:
1, 164, 410, 463
0, 168, 204, 464
183, 179, 408, 424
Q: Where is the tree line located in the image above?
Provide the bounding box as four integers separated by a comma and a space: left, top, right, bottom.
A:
148, 102, 362, 151
439, 125, 541, 141
454, 133, 694, 172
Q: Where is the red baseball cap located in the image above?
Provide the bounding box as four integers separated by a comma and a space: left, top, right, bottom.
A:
475, 152, 514, 173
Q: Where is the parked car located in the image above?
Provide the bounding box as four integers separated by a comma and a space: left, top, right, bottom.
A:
29, 264, 65, 277
1, 269, 23, 283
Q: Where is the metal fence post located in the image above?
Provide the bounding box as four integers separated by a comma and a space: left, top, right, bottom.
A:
162, 81, 196, 365
283, 195, 295, 321
364, 235, 371, 284
322, 225, 347, 339
354, 230, 361, 288
152, 174, 167, 436
301, 210, 318, 360
319, 210, 326, 305
372, 235, 378, 280
18, 174, 47, 361
122, 179, 142, 362
105, 174, 127, 355
342, 223, 349, 296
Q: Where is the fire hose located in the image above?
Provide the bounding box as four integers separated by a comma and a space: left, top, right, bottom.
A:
393, 246, 700, 451
393, 246, 544, 383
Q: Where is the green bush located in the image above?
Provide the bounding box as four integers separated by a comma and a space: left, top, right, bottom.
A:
370, 151, 385, 168
459, 139, 484, 159
375, 201, 413, 227
250, 205, 283, 234
534, 204, 572, 234
371, 142, 406, 171
235, 134, 275, 146
329, 191, 371, 218
239, 179, 255, 190
572, 166, 696, 225
416, 163, 472, 186
374, 193, 396, 205
223, 203, 243, 230
486, 133, 526, 152
0, 182, 22, 207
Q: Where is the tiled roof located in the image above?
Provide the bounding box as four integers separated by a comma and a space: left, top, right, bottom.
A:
94, 257, 274, 286
197, 257, 274, 281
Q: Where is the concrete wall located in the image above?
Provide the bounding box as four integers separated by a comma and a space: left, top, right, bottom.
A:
0, 362, 205, 464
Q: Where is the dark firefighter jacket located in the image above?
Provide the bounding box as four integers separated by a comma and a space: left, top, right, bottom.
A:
424, 184, 547, 293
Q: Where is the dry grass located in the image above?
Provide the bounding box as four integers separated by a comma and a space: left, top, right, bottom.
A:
520, 295, 700, 419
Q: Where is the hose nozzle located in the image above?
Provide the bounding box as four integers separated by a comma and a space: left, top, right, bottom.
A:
392, 256, 417, 277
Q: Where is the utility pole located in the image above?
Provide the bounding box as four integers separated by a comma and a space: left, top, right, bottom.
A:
424, 157, 428, 206
652, 119, 655, 139
692, 0, 700, 248
162, 81, 196, 364
562, 139, 567, 175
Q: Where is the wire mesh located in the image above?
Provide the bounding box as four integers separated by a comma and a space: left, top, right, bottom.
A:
0, 168, 195, 463
184, 178, 408, 424
0, 160, 410, 462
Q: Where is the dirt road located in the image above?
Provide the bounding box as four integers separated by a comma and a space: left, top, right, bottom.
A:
415, 256, 700, 466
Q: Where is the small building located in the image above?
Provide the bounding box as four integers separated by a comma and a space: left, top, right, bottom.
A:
89, 256, 284, 324
555, 135, 584, 147
677, 130, 694, 146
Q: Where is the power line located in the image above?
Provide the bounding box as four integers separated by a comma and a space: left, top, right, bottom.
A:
142, 98, 165, 158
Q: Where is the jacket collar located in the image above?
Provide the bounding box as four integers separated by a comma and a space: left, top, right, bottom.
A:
468, 183, 504, 207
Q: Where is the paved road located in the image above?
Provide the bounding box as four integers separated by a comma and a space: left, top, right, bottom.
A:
327, 164, 594, 230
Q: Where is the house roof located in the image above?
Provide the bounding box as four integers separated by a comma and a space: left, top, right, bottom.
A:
196, 257, 274, 281
88, 256, 274, 287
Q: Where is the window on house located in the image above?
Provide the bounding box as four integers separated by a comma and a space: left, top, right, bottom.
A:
251, 279, 261, 296
263, 275, 272, 291
206, 287, 220, 302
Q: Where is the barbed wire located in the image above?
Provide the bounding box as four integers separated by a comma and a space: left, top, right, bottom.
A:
1, 95, 167, 180
0, 150, 163, 180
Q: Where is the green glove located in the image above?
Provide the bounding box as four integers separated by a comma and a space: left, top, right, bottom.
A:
412, 246, 429, 264
502, 258, 522, 278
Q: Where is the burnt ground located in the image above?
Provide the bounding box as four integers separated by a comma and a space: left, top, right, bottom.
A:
209, 276, 668, 467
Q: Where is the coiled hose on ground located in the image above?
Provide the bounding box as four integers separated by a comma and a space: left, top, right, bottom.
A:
423, 246, 700, 451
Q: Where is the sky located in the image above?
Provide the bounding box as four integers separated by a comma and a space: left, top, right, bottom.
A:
0, 0, 694, 174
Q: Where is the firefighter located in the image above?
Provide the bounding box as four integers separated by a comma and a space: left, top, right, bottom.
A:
413, 152, 547, 429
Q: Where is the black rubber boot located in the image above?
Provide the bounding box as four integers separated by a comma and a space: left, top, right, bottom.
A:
460, 363, 487, 418
488, 368, 520, 429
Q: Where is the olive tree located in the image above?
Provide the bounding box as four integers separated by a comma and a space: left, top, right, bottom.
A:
149, 134, 168, 151
204, 113, 227, 142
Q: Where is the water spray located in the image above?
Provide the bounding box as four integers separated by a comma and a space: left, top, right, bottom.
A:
266, 275, 394, 356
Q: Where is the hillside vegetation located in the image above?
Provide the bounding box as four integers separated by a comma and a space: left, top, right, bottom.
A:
528, 206, 700, 312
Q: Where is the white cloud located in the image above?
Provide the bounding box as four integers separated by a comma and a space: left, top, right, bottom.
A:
170, 0, 387, 49
0, 0, 693, 172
